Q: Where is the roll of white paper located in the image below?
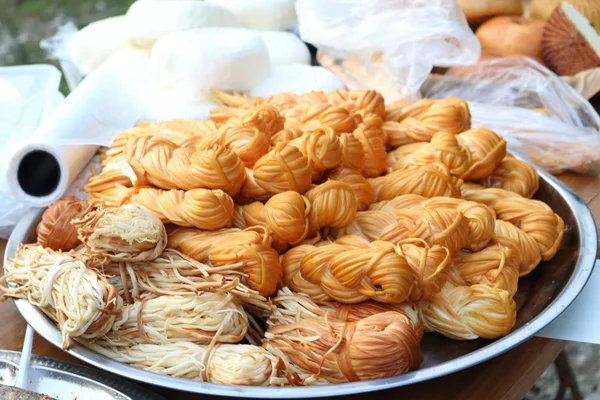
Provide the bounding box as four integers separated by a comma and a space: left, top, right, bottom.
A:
6, 69, 140, 208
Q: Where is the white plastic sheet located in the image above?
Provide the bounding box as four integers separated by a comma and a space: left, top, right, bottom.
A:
422, 57, 600, 174
296, 0, 480, 101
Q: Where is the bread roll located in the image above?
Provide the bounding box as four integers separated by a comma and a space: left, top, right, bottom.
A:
207, 0, 296, 31
126, 0, 241, 48
69, 16, 128, 74
251, 65, 344, 97
259, 31, 311, 65
458, 0, 523, 22
476, 16, 545, 64
152, 28, 270, 100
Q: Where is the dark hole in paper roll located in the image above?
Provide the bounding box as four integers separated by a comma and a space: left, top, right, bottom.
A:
17, 150, 60, 197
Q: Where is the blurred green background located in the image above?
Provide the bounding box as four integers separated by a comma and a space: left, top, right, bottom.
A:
0, 0, 135, 91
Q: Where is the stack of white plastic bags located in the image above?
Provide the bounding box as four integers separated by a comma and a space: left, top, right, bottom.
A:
43, 0, 346, 122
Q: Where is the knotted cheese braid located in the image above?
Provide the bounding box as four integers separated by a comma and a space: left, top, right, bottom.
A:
167, 227, 270, 263
332, 237, 451, 302
369, 163, 462, 202
103, 120, 218, 166
448, 237, 521, 297
382, 97, 470, 147
387, 131, 472, 177
384, 98, 433, 122
264, 290, 421, 384
326, 167, 374, 211
88, 185, 234, 230
287, 127, 343, 178
479, 156, 539, 198
166, 226, 282, 297
87, 136, 247, 197
334, 207, 470, 255
240, 143, 312, 198
234, 181, 358, 247
456, 128, 507, 181
282, 241, 416, 303
318, 106, 361, 134
461, 187, 564, 275
271, 126, 304, 146
211, 104, 285, 138
370, 195, 496, 252
352, 115, 387, 177
181, 124, 270, 167
418, 282, 516, 340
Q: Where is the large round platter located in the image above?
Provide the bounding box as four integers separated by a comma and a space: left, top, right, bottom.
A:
5, 167, 597, 398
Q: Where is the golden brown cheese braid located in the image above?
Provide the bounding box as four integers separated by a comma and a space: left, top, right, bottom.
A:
103, 120, 218, 166
330, 300, 424, 340
233, 192, 310, 251
370, 195, 496, 252
418, 282, 516, 340
387, 131, 472, 177
270, 126, 304, 146
240, 143, 313, 198
264, 291, 422, 384
88, 185, 234, 230
211, 104, 285, 138
332, 237, 451, 302
352, 114, 388, 177
384, 98, 433, 122
448, 237, 521, 297
351, 89, 386, 118
382, 97, 470, 147
166, 225, 282, 297
181, 124, 270, 167
479, 156, 539, 198
287, 127, 343, 179
326, 167, 374, 211
338, 132, 365, 171
235, 181, 359, 247
370, 163, 463, 202
86, 136, 247, 197
305, 180, 358, 235
334, 207, 469, 255
461, 186, 564, 275
282, 241, 417, 303
318, 106, 361, 134
456, 128, 507, 180
167, 226, 269, 263
208, 241, 283, 297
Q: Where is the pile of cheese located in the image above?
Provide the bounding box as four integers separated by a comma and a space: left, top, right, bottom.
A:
68, 0, 343, 121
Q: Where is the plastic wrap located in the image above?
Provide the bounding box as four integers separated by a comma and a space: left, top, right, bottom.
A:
296, 0, 480, 101
422, 57, 600, 174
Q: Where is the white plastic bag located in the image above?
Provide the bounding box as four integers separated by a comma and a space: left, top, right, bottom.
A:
296, 0, 480, 101
422, 57, 600, 174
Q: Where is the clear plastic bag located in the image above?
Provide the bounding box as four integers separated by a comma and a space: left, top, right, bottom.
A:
296, 0, 480, 101
422, 57, 600, 174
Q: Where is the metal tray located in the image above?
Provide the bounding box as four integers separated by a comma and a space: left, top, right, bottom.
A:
0, 349, 165, 399
5, 168, 597, 398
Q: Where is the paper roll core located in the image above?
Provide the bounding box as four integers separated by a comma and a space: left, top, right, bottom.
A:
17, 150, 61, 197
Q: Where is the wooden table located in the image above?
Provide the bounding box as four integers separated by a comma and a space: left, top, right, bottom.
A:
0, 172, 599, 400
